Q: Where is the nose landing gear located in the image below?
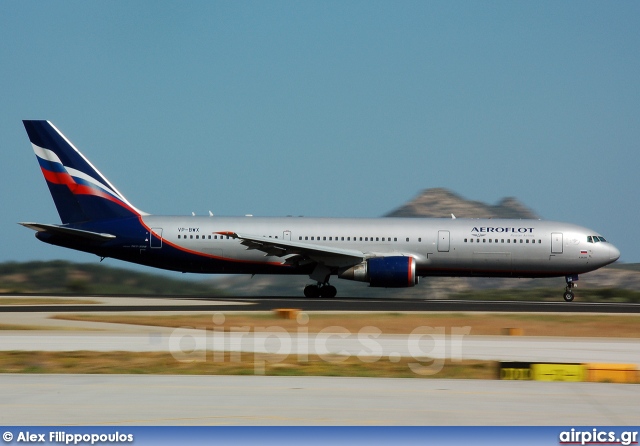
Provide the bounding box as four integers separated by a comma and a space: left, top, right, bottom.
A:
304, 282, 337, 298
563, 275, 578, 302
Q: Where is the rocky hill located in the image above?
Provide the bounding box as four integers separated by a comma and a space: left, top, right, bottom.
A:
385, 188, 539, 219
0, 261, 223, 296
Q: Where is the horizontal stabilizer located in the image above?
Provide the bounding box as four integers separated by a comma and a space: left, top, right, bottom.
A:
19, 222, 116, 242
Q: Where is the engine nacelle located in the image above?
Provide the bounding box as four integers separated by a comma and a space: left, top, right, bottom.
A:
338, 256, 418, 288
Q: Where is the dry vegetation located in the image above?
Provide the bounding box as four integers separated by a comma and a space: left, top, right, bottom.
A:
0, 351, 497, 379
53, 312, 640, 338
0, 298, 99, 305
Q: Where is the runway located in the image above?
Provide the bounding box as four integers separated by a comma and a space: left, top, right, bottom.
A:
2, 331, 639, 364
1, 295, 639, 313
1, 295, 638, 426
1, 295, 639, 364
1, 374, 638, 425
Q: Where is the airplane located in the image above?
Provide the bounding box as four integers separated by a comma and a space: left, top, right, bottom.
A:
20, 120, 621, 302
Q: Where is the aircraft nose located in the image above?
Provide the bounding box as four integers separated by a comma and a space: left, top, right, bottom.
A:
609, 244, 621, 261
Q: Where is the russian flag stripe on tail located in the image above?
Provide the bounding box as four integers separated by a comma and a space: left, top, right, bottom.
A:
23, 120, 146, 224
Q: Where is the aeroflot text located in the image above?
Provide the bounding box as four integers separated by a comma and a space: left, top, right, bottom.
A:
471, 227, 535, 233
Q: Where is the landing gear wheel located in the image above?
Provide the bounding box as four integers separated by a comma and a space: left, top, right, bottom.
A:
563, 291, 574, 302
321, 285, 337, 298
304, 285, 320, 298
563, 275, 578, 302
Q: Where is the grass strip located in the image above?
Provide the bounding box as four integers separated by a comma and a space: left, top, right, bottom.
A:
0, 298, 100, 305
0, 351, 497, 379
53, 312, 640, 338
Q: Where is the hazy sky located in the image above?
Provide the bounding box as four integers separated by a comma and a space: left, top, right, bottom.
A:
2, 1, 639, 271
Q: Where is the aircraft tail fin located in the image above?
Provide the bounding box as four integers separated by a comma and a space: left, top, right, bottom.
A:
22, 120, 146, 224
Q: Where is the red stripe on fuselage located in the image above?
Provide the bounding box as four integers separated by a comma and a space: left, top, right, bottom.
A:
138, 218, 287, 268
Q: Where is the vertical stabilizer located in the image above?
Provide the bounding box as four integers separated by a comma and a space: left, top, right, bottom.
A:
23, 120, 145, 224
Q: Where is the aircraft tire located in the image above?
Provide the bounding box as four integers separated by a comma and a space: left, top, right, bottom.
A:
563, 291, 574, 302
321, 285, 337, 298
304, 285, 320, 298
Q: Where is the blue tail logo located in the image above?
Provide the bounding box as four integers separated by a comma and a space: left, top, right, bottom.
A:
23, 120, 144, 224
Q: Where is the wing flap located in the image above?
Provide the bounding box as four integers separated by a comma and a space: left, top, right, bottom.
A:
219, 231, 364, 267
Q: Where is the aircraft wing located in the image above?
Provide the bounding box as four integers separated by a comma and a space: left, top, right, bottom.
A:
19, 222, 116, 242
218, 231, 365, 268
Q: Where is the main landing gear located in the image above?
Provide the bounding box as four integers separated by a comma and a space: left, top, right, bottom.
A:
563, 275, 577, 302
304, 282, 337, 298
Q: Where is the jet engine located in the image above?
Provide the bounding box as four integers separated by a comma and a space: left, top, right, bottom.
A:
338, 256, 418, 288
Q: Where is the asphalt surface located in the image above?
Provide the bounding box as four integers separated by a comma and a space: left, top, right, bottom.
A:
2, 374, 638, 425
1, 296, 639, 313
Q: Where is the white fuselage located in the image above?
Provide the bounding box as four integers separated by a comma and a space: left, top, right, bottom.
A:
138, 215, 619, 278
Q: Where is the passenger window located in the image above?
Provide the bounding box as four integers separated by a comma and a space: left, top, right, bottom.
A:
323, 237, 327, 241
406, 238, 409, 242
418, 238, 421, 242
501, 239, 504, 243
394, 238, 397, 242
483, 239, 486, 243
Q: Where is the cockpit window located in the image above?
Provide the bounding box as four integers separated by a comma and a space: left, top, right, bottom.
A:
587, 236, 593, 243
598, 236, 607, 242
